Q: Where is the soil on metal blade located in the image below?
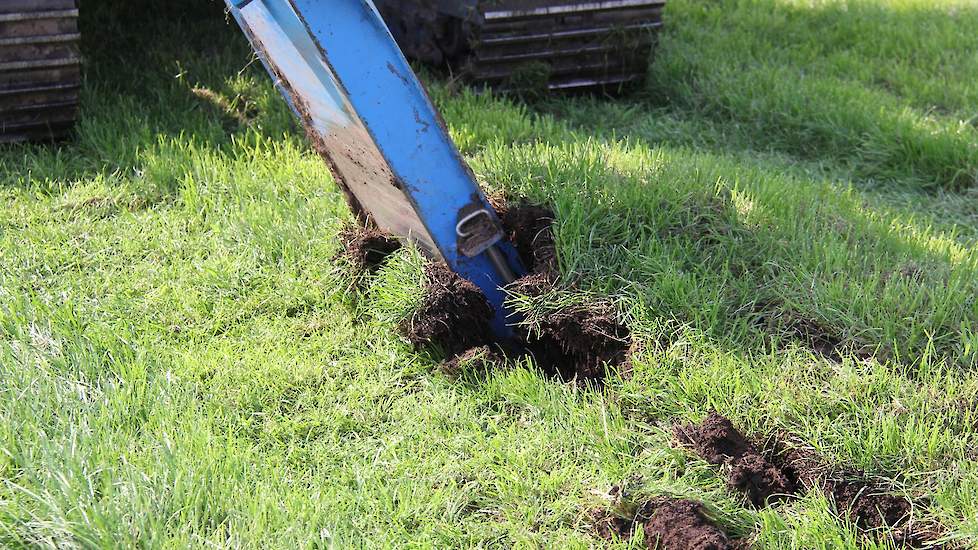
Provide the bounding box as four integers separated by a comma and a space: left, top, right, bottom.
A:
337, 224, 401, 273
676, 412, 795, 507
401, 263, 495, 357
638, 498, 735, 550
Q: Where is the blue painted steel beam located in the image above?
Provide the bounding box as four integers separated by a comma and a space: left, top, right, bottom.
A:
225, 0, 526, 341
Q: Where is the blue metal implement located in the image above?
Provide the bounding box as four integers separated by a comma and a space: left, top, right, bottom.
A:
225, 0, 525, 340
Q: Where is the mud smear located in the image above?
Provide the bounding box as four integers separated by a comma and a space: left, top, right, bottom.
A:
401, 263, 495, 357
337, 224, 401, 274
679, 414, 948, 548
677, 412, 795, 507
594, 498, 739, 550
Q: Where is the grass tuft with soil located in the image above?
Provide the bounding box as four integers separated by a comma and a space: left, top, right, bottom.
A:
3, 0, 978, 547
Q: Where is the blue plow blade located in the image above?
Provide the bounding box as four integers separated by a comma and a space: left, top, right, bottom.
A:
225, 0, 526, 342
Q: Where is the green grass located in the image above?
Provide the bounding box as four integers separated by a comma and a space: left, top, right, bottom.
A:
2, 0, 978, 547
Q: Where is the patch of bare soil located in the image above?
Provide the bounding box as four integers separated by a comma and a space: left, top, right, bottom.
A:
593, 498, 741, 550
639, 499, 737, 550
677, 412, 794, 507
439, 345, 504, 377
337, 223, 401, 273
679, 414, 948, 548
400, 263, 495, 357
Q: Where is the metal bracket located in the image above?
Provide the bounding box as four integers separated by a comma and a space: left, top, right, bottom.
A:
455, 208, 503, 257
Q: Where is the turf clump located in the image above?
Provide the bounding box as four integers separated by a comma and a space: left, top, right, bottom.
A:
401, 263, 495, 357
336, 223, 401, 274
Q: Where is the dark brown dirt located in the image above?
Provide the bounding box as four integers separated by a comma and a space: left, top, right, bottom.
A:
677, 412, 754, 465
675, 418, 949, 546
337, 224, 401, 273
520, 303, 631, 383
592, 509, 636, 542
774, 446, 938, 547
404, 199, 631, 382
494, 201, 558, 276
401, 263, 495, 357
496, 201, 631, 381
638, 498, 735, 550
676, 412, 795, 507
440, 345, 504, 377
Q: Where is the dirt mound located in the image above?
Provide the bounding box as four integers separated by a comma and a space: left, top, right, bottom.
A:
401, 263, 494, 357
521, 303, 631, 383
639, 498, 735, 550
593, 497, 740, 550
495, 202, 558, 276
592, 509, 635, 542
677, 412, 754, 464
440, 345, 504, 377
827, 479, 911, 531
337, 224, 401, 273
677, 412, 795, 506
403, 199, 632, 383
679, 420, 948, 548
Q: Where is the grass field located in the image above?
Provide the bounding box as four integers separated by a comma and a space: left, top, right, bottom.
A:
3, 0, 978, 547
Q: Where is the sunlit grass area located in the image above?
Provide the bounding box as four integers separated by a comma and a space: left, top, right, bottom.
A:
2, 0, 977, 547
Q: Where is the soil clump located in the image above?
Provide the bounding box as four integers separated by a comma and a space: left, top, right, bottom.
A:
640, 498, 737, 550
593, 498, 740, 550
337, 224, 401, 273
677, 412, 795, 506
401, 263, 495, 357
679, 415, 947, 548
402, 201, 632, 383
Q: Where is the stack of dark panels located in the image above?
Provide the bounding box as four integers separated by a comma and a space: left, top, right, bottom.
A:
0, 0, 80, 142
466, 0, 665, 90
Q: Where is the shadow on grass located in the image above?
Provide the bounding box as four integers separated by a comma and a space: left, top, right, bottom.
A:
0, 0, 296, 196
474, 134, 978, 371
537, 0, 978, 192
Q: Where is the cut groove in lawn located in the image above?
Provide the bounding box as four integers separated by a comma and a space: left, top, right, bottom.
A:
678, 413, 949, 548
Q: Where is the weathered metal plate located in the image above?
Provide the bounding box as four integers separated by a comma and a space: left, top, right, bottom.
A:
0, 0, 80, 142
226, 0, 525, 339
